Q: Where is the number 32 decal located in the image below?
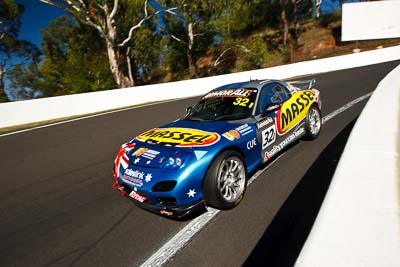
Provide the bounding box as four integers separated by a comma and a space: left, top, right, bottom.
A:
233, 98, 254, 109
262, 125, 276, 149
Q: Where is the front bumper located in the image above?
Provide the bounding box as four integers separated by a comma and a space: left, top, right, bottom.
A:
113, 181, 205, 219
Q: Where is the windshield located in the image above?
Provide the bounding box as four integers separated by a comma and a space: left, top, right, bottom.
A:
185, 88, 258, 121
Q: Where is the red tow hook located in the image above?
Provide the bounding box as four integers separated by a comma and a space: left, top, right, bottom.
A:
112, 181, 127, 196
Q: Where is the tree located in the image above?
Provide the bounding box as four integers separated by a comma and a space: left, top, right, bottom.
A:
0, 0, 40, 102
7, 60, 41, 100
39, 0, 176, 88
162, 0, 230, 78
37, 16, 116, 96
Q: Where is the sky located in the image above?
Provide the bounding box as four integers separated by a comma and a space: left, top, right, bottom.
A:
14, 0, 346, 49
16, 0, 67, 47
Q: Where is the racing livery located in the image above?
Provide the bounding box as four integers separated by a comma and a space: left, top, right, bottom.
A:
113, 79, 322, 218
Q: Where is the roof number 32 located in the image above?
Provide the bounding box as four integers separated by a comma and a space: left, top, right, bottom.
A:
233, 97, 254, 109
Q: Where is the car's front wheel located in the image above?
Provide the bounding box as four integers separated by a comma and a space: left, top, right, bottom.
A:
304, 105, 322, 140
202, 150, 247, 210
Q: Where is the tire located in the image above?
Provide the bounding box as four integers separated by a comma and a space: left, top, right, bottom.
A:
304, 105, 322, 140
202, 150, 247, 210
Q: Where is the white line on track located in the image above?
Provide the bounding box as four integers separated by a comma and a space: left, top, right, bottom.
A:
0, 98, 184, 138
139, 92, 373, 267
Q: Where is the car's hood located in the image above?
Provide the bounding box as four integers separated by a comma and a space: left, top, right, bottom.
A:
135, 119, 238, 148
128, 119, 245, 168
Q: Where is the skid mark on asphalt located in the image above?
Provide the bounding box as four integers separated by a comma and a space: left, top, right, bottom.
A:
139, 92, 373, 267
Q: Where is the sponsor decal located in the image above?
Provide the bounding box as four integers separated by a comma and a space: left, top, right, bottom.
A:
262, 125, 276, 149
235, 124, 253, 136
122, 168, 153, 187
222, 130, 240, 141
223, 124, 253, 141
222, 132, 235, 141
229, 130, 240, 139
142, 149, 160, 160
187, 188, 197, 198
265, 128, 304, 160
276, 91, 315, 135
129, 190, 147, 202
257, 117, 274, 129
246, 138, 257, 150
136, 127, 220, 147
132, 147, 160, 164
203, 88, 253, 99
133, 147, 148, 157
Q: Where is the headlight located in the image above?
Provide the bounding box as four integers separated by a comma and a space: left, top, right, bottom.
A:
175, 157, 182, 167
162, 155, 187, 171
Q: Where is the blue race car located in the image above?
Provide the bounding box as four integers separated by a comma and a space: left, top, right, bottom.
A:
113, 79, 322, 218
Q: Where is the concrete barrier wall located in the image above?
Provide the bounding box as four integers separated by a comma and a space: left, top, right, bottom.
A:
296, 64, 400, 266
1, 45, 400, 128
342, 1, 400, 41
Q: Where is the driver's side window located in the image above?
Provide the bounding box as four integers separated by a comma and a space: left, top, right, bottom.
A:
258, 83, 290, 114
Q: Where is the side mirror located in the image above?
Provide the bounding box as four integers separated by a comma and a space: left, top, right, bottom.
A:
186, 106, 193, 115
265, 104, 280, 113
308, 79, 316, 89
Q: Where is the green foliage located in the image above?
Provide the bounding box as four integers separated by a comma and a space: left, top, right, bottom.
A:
4, 0, 323, 101
0, 0, 40, 102
38, 16, 115, 96
131, 21, 163, 83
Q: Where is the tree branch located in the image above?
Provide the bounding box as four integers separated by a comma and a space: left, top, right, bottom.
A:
76, 0, 86, 9
118, 5, 177, 47
110, 0, 119, 20
170, 33, 187, 45
39, 0, 77, 16
214, 45, 250, 67
144, 0, 149, 17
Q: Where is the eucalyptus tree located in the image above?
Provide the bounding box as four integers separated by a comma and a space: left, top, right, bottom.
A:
162, 0, 231, 78
39, 0, 176, 88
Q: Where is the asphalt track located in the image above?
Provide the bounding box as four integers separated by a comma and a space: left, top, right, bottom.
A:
0, 60, 399, 267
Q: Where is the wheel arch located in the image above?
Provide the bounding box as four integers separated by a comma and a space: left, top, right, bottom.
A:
201, 145, 247, 189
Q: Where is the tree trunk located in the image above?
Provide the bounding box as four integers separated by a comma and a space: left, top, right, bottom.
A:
105, 11, 134, 88
105, 39, 133, 88
0, 68, 9, 102
187, 22, 198, 78
315, 0, 321, 18
291, 0, 299, 44
280, 0, 289, 46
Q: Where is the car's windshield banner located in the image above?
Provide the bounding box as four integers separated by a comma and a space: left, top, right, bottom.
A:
203, 88, 253, 99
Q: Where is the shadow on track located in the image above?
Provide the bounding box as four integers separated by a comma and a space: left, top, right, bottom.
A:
243, 118, 357, 267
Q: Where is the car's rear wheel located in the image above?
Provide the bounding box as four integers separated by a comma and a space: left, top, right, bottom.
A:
304, 105, 322, 139
203, 150, 247, 210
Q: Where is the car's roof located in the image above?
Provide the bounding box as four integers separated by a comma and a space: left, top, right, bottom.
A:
214, 79, 287, 90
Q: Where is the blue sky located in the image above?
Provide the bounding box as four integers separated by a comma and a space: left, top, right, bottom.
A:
16, 0, 67, 47
15, 0, 346, 49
